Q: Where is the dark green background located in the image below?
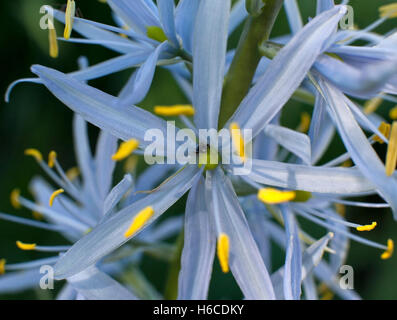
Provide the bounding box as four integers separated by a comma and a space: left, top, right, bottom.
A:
0, 0, 396, 299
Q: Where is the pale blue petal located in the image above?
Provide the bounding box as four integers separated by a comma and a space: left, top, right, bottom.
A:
247, 159, 375, 194
157, 0, 179, 46
175, 0, 200, 53
103, 174, 133, 217
107, 0, 161, 34
193, 0, 231, 129
119, 42, 168, 106
317, 0, 335, 14
281, 205, 302, 300
318, 78, 397, 218
208, 168, 275, 299
229, 0, 248, 35
31, 65, 168, 147
264, 124, 312, 164
178, 177, 215, 299
309, 92, 335, 164
228, 5, 348, 138
284, 0, 303, 34
95, 132, 118, 201
54, 166, 201, 279
57, 284, 77, 300
0, 269, 42, 294
68, 266, 137, 300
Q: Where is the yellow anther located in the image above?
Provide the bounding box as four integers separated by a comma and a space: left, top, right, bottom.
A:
10, 189, 21, 209
124, 206, 154, 238
154, 105, 195, 117
389, 106, 397, 120
356, 221, 377, 232
0, 259, 6, 275
49, 189, 64, 207
374, 122, 391, 144
379, 3, 397, 18
24, 148, 43, 162
48, 151, 57, 168
230, 122, 246, 162
363, 97, 383, 115
385, 122, 397, 176
381, 239, 394, 260
217, 233, 230, 273
64, 0, 76, 40
48, 19, 58, 58
112, 139, 140, 161
297, 112, 311, 133
16, 241, 36, 251
66, 167, 80, 181
342, 159, 353, 167
257, 188, 296, 204
32, 211, 44, 220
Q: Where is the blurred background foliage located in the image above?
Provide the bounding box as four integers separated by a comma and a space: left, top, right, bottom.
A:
0, 0, 396, 299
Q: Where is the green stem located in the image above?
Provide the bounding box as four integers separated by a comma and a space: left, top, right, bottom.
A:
164, 229, 184, 300
218, 0, 284, 129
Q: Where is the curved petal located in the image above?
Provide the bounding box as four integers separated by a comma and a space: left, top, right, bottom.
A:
207, 168, 275, 299
193, 0, 231, 129
247, 159, 375, 194
54, 165, 201, 279
178, 177, 216, 299
228, 5, 348, 138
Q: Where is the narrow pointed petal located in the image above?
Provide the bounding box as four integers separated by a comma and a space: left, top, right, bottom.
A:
0, 269, 42, 294
229, 0, 248, 35
264, 124, 311, 164
175, 0, 200, 53
103, 174, 133, 216
157, 0, 179, 46
228, 5, 347, 138
317, 0, 335, 14
193, 0, 231, 129
281, 205, 302, 300
318, 78, 397, 217
54, 166, 201, 279
178, 177, 216, 299
247, 159, 375, 194
284, 0, 303, 34
208, 169, 275, 299
107, 0, 161, 34
31, 65, 168, 147
68, 266, 137, 300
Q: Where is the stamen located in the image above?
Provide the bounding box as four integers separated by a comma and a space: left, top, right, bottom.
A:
16, 241, 36, 251
24, 148, 43, 162
66, 167, 80, 181
385, 122, 397, 176
381, 239, 394, 260
112, 139, 140, 161
48, 19, 58, 58
124, 206, 154, 238
257, 188, 296, 204
49, 189, 64, 207
364, 97, 383, 115
0, 259, 5, 275
373, 122, 391, 144
297, 112, 311, 133
229, 122, 245, 162
64, 0, 76, 40
10, 189, 21, 209
379, 3, 397, 18
32, 211, 44, 220
124, 155, 138, 173
154, 105, 195, 117
335, 203, 346, 217
390, 106, 397, 120
217, 233, 230, 273
48, 151, 57, 168
356, 222, 377, 232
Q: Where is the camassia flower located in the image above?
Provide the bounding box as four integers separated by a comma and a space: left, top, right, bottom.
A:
19, 2, 390, 299
6, 0, 247, 104
259, 0, 397, 217
0, 115, 182, 300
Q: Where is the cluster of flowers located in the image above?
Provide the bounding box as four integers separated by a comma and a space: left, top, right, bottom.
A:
1, 0, 397, 300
